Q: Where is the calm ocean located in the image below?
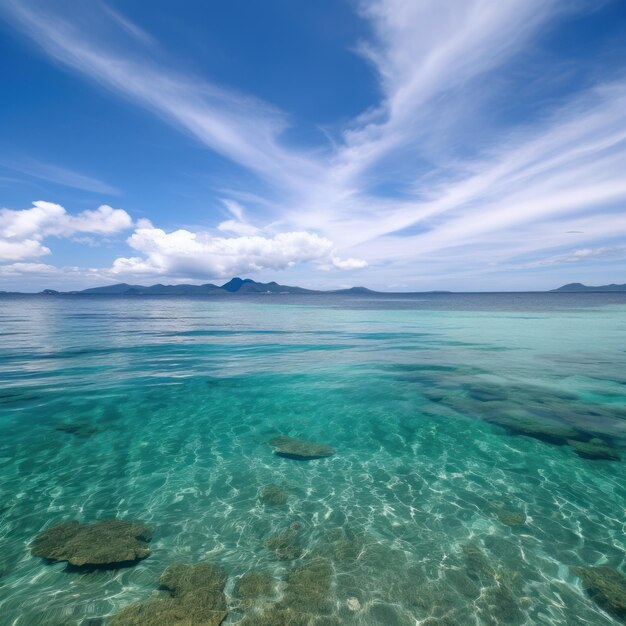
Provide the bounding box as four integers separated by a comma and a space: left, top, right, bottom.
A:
1, 292, 625, 625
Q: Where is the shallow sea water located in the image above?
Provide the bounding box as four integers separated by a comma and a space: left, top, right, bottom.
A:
0, 293, 625, 625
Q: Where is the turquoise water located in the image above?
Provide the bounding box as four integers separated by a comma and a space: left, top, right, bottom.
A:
0, 293, 625, 625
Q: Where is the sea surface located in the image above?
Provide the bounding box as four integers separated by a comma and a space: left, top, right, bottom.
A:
0, 292, 625, 625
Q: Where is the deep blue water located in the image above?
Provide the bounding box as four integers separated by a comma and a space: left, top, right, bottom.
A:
0, 293, 625, 625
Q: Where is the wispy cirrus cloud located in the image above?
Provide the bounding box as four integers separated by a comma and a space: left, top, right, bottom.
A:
0, 157, 120, 195
0, 0, 322, 198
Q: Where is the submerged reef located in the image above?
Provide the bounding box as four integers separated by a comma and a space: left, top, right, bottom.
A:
572, 566, 626, 621
567, 438, 621, 461
422, 378, 626, 457
312, 527, 365, 562
259, 484, 289, 505
31, 519, 152, 568
54, 421, 102, 438
239, 558, 335, 625
462, 541, 495, 582
268, 435, 335, 460
486, 415, 581, 445
233, 570, 276, 601
111, 562, 228, 626
283, 558, 334, 613
265, 527, 304, 560
494, 508, 527, 527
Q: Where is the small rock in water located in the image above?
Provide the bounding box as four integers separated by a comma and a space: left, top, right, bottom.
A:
31, 519, 152, 568
567, 438, 621, 461
346, 597, 361, 611
572, 565, 626, 620
268, 435, 335, 460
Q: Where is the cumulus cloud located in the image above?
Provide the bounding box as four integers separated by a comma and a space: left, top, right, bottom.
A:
111, 223, 340, 278
0, 201, 133, 261
108, 220, 368, 279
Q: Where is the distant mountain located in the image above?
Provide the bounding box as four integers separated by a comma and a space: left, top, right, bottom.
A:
550, 282, 626, 292
37, 277, 359, 296
329, 286, 376, 294
220, 277, 314, 294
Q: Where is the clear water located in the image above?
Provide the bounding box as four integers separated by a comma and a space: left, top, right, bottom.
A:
0, 293, 625, 625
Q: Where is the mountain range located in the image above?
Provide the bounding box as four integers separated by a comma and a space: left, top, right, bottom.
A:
1, 278, 624, 295
35, 277, 377, 296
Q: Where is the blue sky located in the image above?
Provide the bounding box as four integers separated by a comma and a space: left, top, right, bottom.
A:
1, 0, 626, 292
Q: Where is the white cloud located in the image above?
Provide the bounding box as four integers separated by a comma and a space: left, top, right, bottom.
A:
330, 256, 368, 270
0, 201, 133, 261
111, 224, 337, 278
0, 262, 58, 275
0, 239, 50, 262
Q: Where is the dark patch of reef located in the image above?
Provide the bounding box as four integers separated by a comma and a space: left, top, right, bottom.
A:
110, 562, 228, 626
54, 420, 102, 438
239, 558, 337, 625
420, 378, 623, 460
268, 435, 336, 460
492, 505, 527, 527
566, 438, 621, 461
259, 483, 290, 505
265, 526, 304, 560
572, 565, 626, 621
233, 570, 276, 606
31, 519, 152, 568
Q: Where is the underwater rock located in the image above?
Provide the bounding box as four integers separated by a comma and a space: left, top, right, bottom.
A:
265, 528, 303, 560
233, 570, 275, 600
31, 519, 152, 568
268, 435, 335, 460
420, 618, 463, 626
160, 561, 228, 595
54, 421, 101, 438
572, 565, 626, 620
259, 484, 289, 505
283, 558, 334, 614
445, 568, 480, 599
238, 607, 311, 626
462, 541, 495, 582
313, 527, 365, 562
239, 558, 336, 624
567, 438, 621, 461
479, 578, 524, 625
111, 562, 228, 626
495, 509, 527, 526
